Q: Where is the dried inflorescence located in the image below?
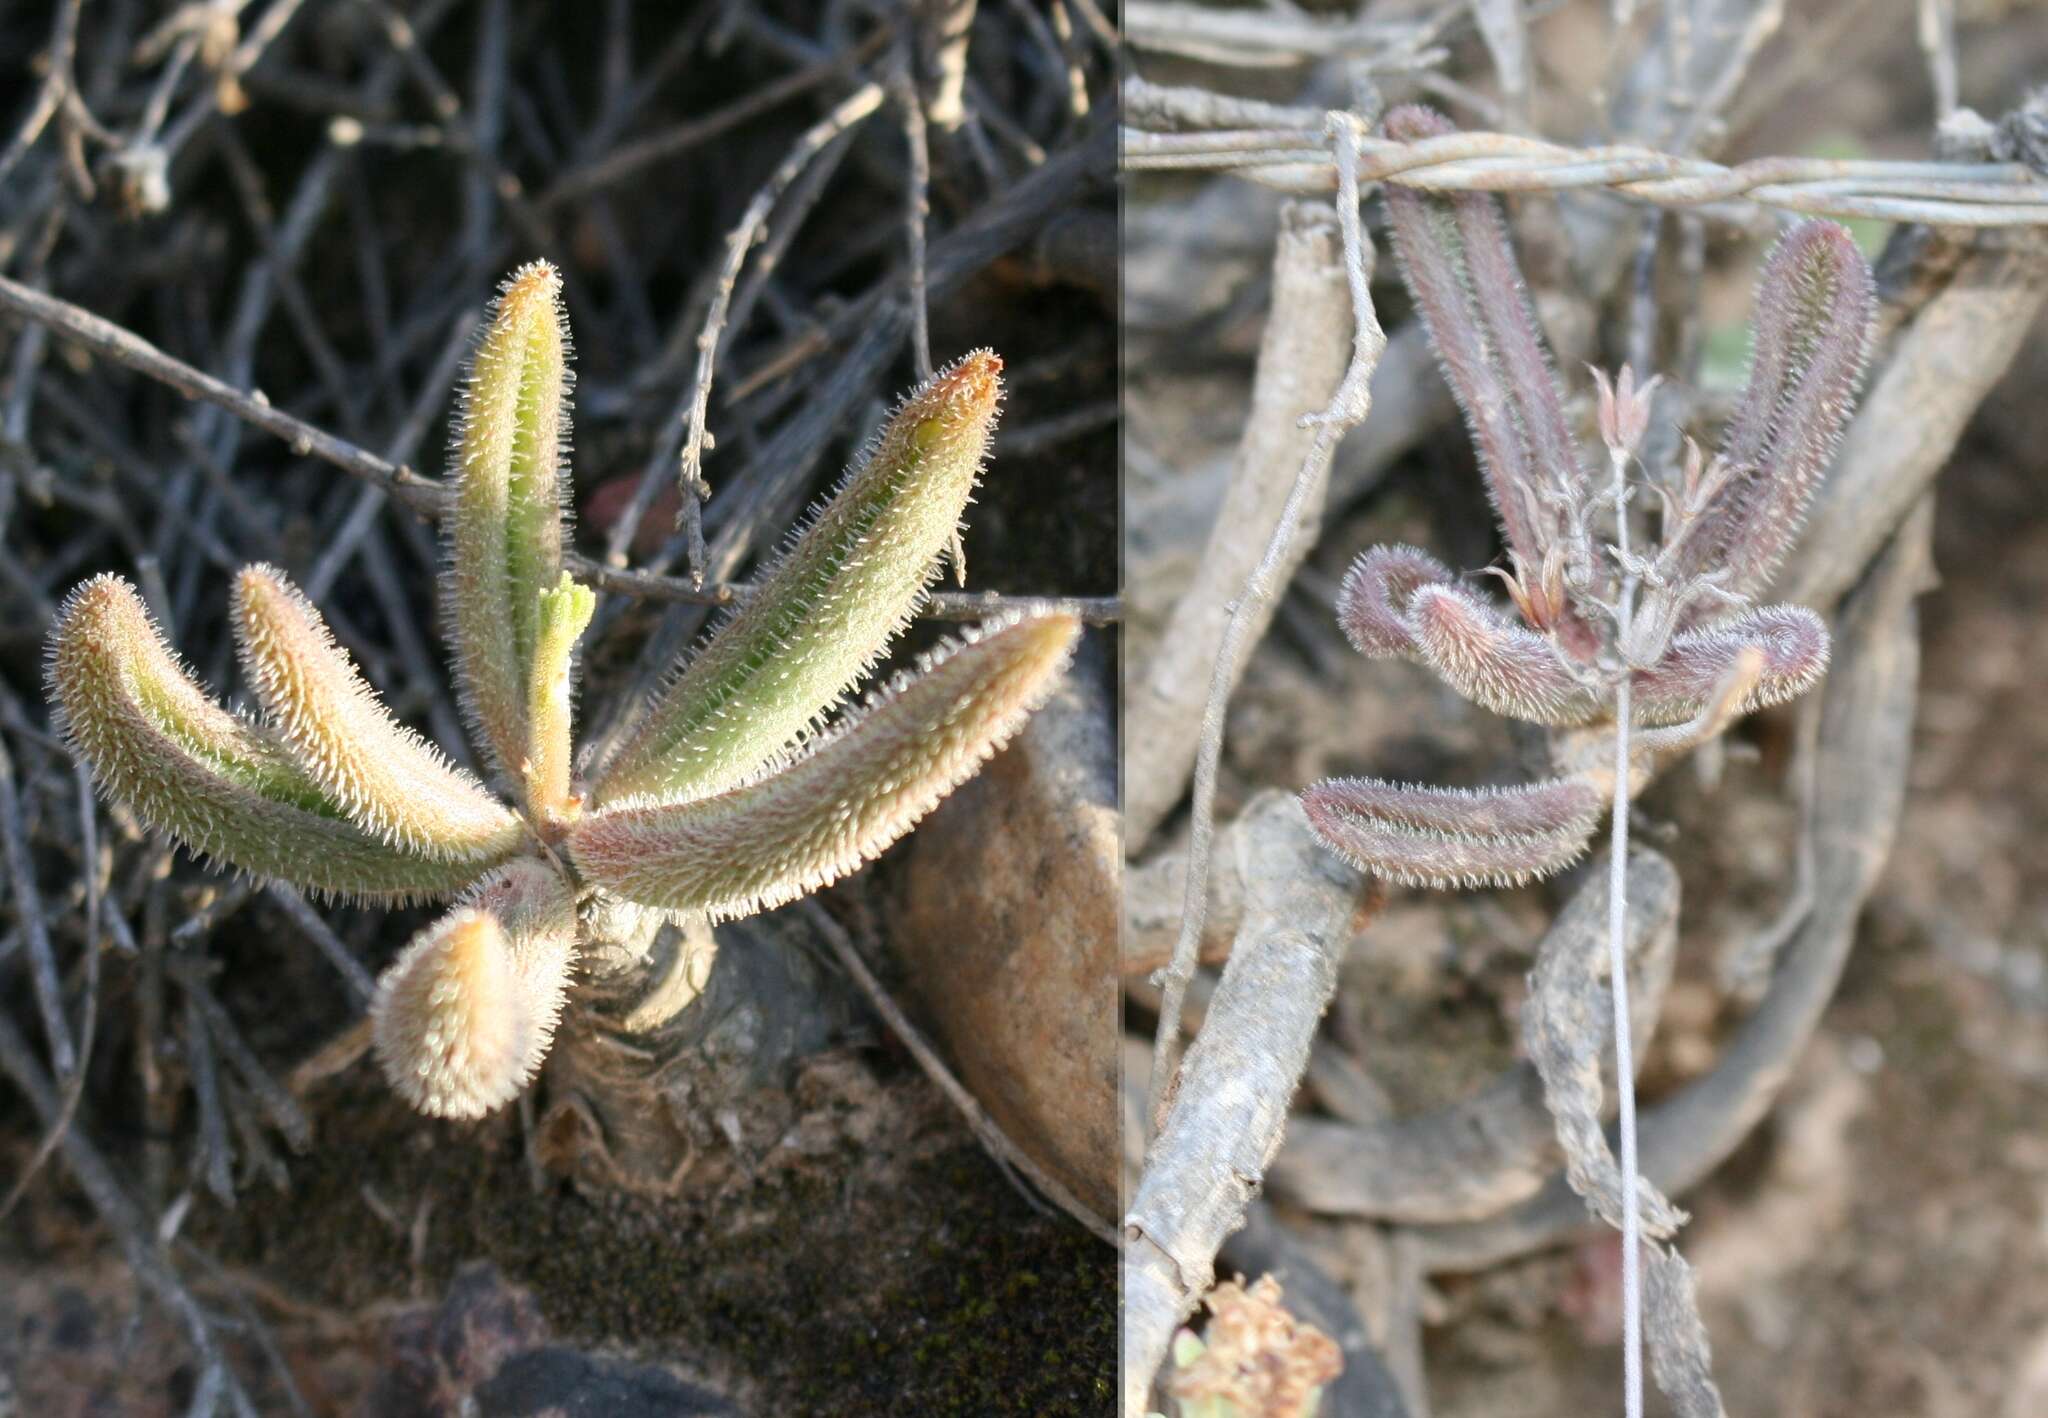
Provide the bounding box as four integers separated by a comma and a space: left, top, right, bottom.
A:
1300, 106, 1874, 891
1163, 1276, 1342, 1418
49, 260, 1079, 1120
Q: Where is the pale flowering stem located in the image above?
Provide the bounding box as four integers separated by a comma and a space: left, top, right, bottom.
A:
1607, 442, 1645, 1418
1144, 111, 1386, 1135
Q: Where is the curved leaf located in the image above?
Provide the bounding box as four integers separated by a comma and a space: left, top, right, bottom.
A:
232, 564, 523, 861
46, 575, 487, 904
574, 610, 1078, 921
1301, 774, 1603, 889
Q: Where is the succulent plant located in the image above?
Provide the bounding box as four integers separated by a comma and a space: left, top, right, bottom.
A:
48, 261, 1079, 1120
1300, 106, 1874, 890
1293, 106, 1875, 1418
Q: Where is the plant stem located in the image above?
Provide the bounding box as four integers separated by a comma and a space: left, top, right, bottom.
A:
1608, 446, 1644, 1418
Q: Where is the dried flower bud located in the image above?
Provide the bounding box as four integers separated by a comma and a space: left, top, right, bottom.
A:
1591, 365, 1660, 459
594, 350, 1005, 808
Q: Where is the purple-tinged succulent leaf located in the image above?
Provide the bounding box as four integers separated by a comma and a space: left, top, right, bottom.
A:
1300, 773, 1603, 889
46, 575, 489, 905
1632, 604, 1829, 726
1334, 544, 1458, 658
1408, 583, 1605, 726
1303, 775, 1604, 840
1381, 105, 1589, 576
1683, 221, 1874, 599
572, 611, 1079, 922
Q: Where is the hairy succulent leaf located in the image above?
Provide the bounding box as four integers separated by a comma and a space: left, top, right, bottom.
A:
1304, 775, 1604, 839
1684, 221, 1873, 597
524, 573, 596, 817
572, 610, 1078, 921
46, 575, 485, 903
1300, 774, 1603, 889
1334, 544, 1457, 658
449, 260, 573, 790
371, 857, 577, 1119
1408, 584, 1605, 725
1632, 604, 1827, 726
1334, 547, 1599, 724
232, 564, 524, 861
593, 350, 1003, 807
1381, 105, 1584, 575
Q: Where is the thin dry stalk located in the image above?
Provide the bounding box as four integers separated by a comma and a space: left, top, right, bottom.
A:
1142, 113, 1386, 1135
800, 900, 1115, 1245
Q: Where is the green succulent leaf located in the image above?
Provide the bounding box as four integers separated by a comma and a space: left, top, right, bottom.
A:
591, 349, 1004, 807
571, 609, 1078, 922
370, 857, 579, 1119
231, 564, 525, 861
449, 260, 573, 795
524, 573, 596, 817
45, 575, 488, 904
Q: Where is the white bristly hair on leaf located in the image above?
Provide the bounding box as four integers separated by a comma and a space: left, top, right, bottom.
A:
591, 349, 1006, 808
46, 259, 1076, 1130
231, 563, 524, 861
571, 610, 1079, 922
46, 575, 493, 906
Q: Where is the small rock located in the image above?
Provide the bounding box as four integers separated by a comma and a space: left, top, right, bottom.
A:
366, 1263, 735, 1418
889, 634, 1119, 1222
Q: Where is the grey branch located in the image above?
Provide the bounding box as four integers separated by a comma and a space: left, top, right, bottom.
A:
1122, 791, 1378, 1415
0, 272, 1114, 624
1123, 107, 2048, 228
